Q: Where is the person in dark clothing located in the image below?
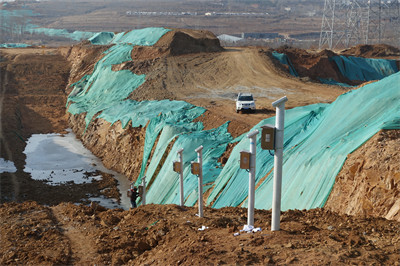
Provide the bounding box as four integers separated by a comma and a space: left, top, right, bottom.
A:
130, 187, 139, 208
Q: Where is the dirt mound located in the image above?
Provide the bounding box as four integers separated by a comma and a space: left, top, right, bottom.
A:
325, 129, 400, 221
275, 46, 354, 85
340, 44, 400, 58
1, 201, 400, 265
130, 29, 224, 60
163, 29, 224, 55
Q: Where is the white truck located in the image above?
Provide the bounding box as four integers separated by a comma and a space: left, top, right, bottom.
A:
236, 93, 256, 113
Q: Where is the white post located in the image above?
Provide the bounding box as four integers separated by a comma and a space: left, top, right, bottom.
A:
178, 148, 184, 207
271, 96, 288, 231
141, 176, 146, 206
247, 130, 259, 227
195, 145, 204, 218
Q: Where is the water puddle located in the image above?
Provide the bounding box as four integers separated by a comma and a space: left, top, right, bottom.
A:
23, 129, 132, 210
0, 158, 17, 173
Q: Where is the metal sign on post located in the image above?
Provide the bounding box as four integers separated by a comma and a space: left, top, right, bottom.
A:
173, 161, 181, 173
191, 161, 200, 175
194, 145, 204, 218
173, 148, 185, 207
240, 150, 251, 169
261, 124, 275, 150
246, 130, 258, 227
271, 96, 288, 231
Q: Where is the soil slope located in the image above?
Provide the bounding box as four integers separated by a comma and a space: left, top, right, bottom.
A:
325, 129, 400, 221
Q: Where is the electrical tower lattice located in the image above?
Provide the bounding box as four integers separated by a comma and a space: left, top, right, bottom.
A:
319, 0, 400, 50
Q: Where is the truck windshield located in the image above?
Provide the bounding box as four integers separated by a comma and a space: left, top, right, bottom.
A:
238, 95, 253, 101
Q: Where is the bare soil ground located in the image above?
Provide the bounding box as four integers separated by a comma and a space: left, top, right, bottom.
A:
1, 202, 400, 265
1, 30, 400, 264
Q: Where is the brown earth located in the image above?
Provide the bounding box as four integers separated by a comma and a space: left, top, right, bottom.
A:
325, 129, 400, 221
1, 201, 400, 265
1, 29, 400, 264
340, 44, 400, 59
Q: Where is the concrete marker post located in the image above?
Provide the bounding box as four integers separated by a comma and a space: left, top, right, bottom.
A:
195, 145, 204, 218
141, 175, 146, 205
247, 130, 259, 227
177, 148, 184, 207
271, 96, 288, 231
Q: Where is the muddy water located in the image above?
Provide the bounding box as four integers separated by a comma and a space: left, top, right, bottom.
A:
23, 129, 132, 210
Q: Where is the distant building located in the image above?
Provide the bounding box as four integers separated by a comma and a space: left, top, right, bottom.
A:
217, 34, 243, 44
241, 32, 283, 39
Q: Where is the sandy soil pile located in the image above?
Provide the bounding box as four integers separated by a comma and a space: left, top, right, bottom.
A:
1, 201, 400, 265
340, 44, 400, 59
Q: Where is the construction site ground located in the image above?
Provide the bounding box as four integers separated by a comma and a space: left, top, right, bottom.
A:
1, 40, 400, 264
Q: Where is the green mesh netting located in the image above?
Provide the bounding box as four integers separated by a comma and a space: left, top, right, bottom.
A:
98, 100, 206, 180
144, 122, 232, 206
66, 27, 232, 207
209, 71, 400, 210
28, 27, 95, 41
0, 9, 95, 42
88, 32, 115, 45
331, 55, 399, 81
111, 28, 170, 45
65, 24, 399, 211
0, 43, 30, 48
67, 45, 146, 126
208, 103, 327, 208
318, 77, 354, 87
272, 51, 298, 77
67, 28, 172, 127
272, 49, 398, 86
89, 28, 171, 46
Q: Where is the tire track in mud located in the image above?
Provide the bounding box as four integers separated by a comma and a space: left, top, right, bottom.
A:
0, 62, 20, 200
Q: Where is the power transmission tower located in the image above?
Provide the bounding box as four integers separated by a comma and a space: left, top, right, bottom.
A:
319, 0, 336, 49
319, 0, 400, 50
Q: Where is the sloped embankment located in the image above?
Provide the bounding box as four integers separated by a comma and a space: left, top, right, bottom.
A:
325, 129, 400, 220
274, 45, 400, 86
64, 28, 227, 185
